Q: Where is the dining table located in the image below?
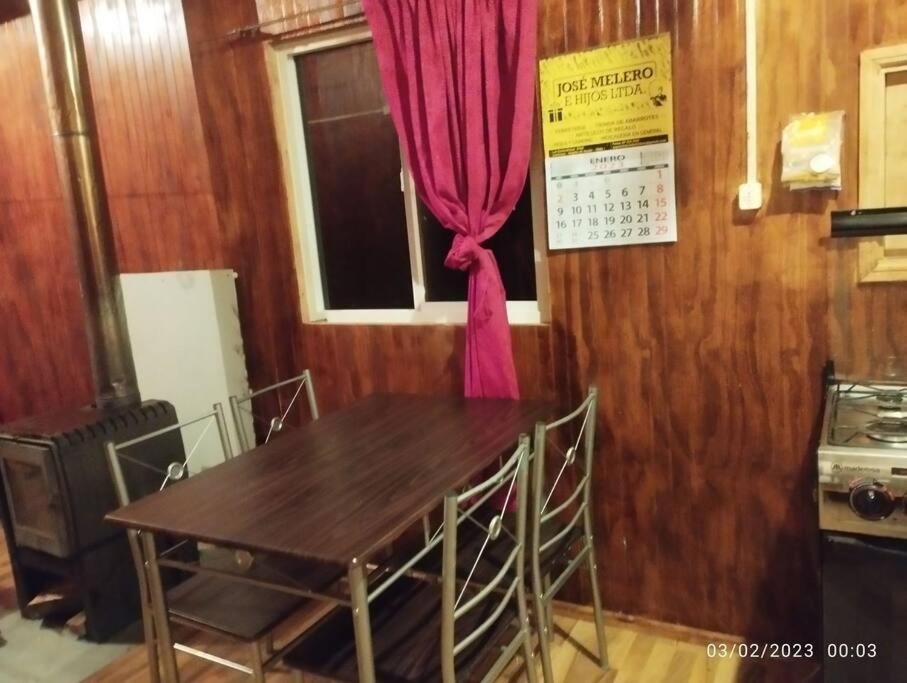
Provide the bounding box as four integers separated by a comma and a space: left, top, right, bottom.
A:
106, 392, 551, 683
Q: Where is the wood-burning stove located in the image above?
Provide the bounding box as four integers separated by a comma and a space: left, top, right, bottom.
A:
0, 401, 184, 640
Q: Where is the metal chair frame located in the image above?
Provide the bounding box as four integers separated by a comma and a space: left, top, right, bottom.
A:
289, 436, 537, 683
530, 386, 609, 683
441, 435, 538, 683
229, 370, 319, 453
105, 404, 277, 683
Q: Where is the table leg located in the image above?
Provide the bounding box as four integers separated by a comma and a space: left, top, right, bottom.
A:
348, 558, 376, 683
140, 532, 181, 683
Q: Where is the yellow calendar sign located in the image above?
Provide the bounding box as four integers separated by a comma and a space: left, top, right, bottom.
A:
539, 34, 678, 250
539, 33, 674, 156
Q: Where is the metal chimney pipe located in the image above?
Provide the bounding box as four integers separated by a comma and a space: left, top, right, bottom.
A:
28, 0, 139, 409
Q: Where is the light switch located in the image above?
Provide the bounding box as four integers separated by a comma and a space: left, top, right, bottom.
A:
738, 181, 763, 210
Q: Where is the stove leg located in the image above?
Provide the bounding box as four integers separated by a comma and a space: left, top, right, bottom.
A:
141, 532, 180, 683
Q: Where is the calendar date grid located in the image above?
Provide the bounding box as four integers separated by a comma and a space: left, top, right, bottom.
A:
549, 168, 673, 247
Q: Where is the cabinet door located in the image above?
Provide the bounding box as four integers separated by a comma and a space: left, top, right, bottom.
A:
822, 533, 907, 682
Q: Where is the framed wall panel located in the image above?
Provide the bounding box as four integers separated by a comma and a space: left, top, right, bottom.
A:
859, 44, 907, 282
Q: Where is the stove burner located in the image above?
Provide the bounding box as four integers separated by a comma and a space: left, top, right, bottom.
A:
865, 419, 907, 443
877, 390, 905, 405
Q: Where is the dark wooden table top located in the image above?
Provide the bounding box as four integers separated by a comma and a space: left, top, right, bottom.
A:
106, 394, 550, 565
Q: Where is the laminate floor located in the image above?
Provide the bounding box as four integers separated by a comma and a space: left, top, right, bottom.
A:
83, 612, 819, 683
0, 534, 819, 683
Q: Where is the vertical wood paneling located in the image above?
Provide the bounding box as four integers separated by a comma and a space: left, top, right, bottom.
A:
78, 0, 222, 273
255, 0, 362, 35
825, 2, 907, 378
0, 0, 221, 423
537, 0, 832, 639
0, 17, 93, 421
181, 0, 305, 422
242, 0, 902, 640
2, 0, 905, 642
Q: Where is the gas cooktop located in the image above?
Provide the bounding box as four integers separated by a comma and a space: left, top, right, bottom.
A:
826, 381, 907, 449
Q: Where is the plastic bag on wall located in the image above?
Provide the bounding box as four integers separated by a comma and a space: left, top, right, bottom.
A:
781, 111, 845, 190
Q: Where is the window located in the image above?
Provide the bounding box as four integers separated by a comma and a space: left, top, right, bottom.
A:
269, 27, 548, 324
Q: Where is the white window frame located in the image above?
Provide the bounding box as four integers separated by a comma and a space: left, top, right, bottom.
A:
267, 25, 550, 325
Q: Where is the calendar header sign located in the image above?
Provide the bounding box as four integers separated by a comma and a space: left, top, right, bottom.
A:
539, 33, 674, 155
539, 34, 678, 250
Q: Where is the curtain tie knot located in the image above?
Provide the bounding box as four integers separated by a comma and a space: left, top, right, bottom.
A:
444, 233, 486, 272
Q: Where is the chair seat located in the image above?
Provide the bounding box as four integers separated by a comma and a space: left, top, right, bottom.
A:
283, 576, 521, 683
538, 521, 585, 570
413, 515, 585, 586
476, 517, 585, 578
167, 573, 305, 642
202, 546, 345, 595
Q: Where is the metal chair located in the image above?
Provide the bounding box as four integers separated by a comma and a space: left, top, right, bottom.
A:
530, 386, 609, 682
283, 435, 538, 683
105, 404, 307, 682
229, 370, 319, 453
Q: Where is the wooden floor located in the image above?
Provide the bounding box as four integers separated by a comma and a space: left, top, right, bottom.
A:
82, 609, 820, 683
0, 535, 819, 682
0, 533, 15, 614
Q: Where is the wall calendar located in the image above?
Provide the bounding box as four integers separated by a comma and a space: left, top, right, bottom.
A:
539, 33, 677, 250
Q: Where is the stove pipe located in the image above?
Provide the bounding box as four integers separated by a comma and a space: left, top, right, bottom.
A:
28, 0, 139, 409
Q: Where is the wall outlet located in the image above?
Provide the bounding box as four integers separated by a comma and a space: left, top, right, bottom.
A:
738, 182, 763, 210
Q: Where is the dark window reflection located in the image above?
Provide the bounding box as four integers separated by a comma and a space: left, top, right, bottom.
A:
295, 43, 413, 309
418, 180, 537, 302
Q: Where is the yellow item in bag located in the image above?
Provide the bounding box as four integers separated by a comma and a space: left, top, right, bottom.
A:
781, 111, 845, 190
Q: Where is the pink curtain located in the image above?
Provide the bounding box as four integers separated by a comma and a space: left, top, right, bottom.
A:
362, 0, 538, 399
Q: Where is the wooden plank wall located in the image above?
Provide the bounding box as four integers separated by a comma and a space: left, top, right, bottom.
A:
826, 6, 907, 378
247, 0, 906, 640
0, 0, 299, 422
0, 16, 93, 420
254, 0, 362, 35
180, 0, 304, 411
0, 0, 221, 420
538, 0, 830, 641
0, 0, 28, 25
1, 0, 906, 640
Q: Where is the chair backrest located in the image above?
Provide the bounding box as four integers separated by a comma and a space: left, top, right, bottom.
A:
531, 386, 598, 563
104, 404, 233, 616
439, 434, 532, 682
228, 369, 319, 453
105, 403, 234, 507
362, 435, 532, 683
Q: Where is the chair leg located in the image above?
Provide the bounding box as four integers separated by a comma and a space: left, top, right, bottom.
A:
141, 597, 161, 683
542, 573, 554, 638
516, 555, 538, 683
249, 640, 265, 682
531, 574, 555, 683
521, 630, 539, 683
586, 544, 610, 670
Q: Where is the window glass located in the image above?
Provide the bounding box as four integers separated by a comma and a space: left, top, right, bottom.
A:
418, 180, 538, 302
295, 42, 414, 309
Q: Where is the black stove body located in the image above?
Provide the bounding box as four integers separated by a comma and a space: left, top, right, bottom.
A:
0, 400, 183, 641
818, 377, 907, 682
